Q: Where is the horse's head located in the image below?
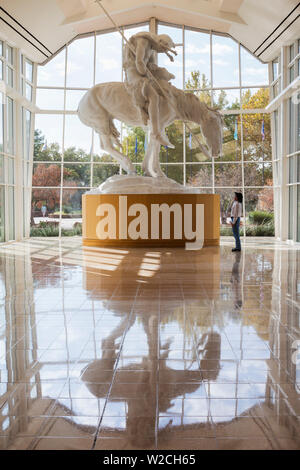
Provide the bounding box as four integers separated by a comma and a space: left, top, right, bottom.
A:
199, 106, 223, 159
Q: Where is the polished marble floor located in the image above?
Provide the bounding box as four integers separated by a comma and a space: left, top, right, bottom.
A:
0, 237, 299, 450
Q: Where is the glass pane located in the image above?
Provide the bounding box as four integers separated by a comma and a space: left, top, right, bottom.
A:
0, 155, 3, 182
222, 115, 241, 161
244, 162, 273, 186
212, 34, 239, 87
158, 24, 183, 89
161, 164, 183, 183
95, 31, 122, 83
32, 163, 61, 186
0, 60, 3, 80
25, 59, 33, 82
185, 122, 211, 162
289, 156, 295, 184
213, 89, 240, 110
63, 163, 90, 187
36, 88, 64, 110
289, 44, 295, 63
245, 188, 274, 236
23, 188, 29, 237
37, 49, 66, 87
215, 163, 242, 187
241, 88, 269, 109
255, 187, 274, 213
34, 114, 63, 157
243, 113, 271, 161
289, 98, 295, 154
0, 186, 4, 242
64, 114, 92, 155
23, 161, 30, 187
184, 29, 210, 88
121, 126, 146, 164
7, 157, 14, 184
297, 101, 300, 151
0, 93, 3, 153
6, 45, 13, 65
31, 187, 61, 227
297, 186, 300, 242
61, 189, 85, 229
289, 186, 294, 239
23, 109, 31, 161
6, 66, 13, 87
160, 122, 183, 163
8, 186, 14, 240
272, 80, 280, 98
25, 83, 32, 101
241, 46, 268, 86
215, 188, 242, 228
92, 164, 120, 186
6, 97, 14, 155
185, 163, 212, 187
67, 36, 94, 88
65, 89, 86, 110
289, 65, 295, 83
272, 58, 279, 81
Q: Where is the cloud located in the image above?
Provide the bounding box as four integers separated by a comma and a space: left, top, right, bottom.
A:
213, 59, 229, 66
244, 67, 268, 77
99, 58, 119, 70
186, 41, 233, 56
213, 43, 233, 55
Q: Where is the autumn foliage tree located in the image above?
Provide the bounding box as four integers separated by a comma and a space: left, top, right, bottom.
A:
32, 163, 77, 212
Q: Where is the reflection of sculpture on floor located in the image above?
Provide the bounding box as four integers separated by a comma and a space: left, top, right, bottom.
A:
78, 31, 223, 179
81, 312, 221, 448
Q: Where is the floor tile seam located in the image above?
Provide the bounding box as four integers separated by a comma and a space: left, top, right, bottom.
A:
91, 283, 142, 450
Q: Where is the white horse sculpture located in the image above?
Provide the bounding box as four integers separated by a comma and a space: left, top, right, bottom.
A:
78, 81, 223, 177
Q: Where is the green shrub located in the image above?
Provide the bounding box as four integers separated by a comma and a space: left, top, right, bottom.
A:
248, 211, 274, 225
221, 221, 274, 237
30, 224, 59, 237
30, 221, 82, 237
62, 205, 72, 214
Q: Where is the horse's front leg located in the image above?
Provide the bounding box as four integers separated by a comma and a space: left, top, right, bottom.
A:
100, 134, 135, 175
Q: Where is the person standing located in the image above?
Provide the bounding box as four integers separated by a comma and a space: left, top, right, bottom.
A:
41, 204, 47, 218
230, 192, 243, 252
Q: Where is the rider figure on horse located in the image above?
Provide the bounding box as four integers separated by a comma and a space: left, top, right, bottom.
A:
123, 32, 177, 148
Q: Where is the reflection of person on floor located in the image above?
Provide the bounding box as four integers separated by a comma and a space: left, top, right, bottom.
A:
231, 251, 242, 309
230, 192, 243, 252
80, 314, 221, 448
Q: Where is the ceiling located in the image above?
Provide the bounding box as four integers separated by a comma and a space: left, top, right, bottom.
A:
0, 0, 299, 63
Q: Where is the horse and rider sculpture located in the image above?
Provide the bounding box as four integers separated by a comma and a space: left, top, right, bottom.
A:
78, 31, 223, 178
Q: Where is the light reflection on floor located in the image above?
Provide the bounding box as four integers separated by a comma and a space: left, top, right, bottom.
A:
0, 237, 299, 450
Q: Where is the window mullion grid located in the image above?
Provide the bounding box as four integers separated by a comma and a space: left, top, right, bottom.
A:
59, 47, 68, 238
239, 42, 246, 240
183, 26, 186, 186
90, 32, 96, 189
210, 30, 214, 194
